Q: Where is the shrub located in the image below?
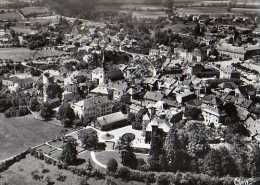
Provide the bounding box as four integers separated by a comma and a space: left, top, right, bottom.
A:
96, 142, 106, 151
139, 164, 150, 172
31, 170, 43, 181
42, 168, 50, 174
80, 178, 89, 185
78, 129, 98, 150
117, 166, 130, 180
4, 107, 16, 118
157, 174, 170, 185
56, 173, 66, 182
136, 158, 146, 170
107, 158, 118, 173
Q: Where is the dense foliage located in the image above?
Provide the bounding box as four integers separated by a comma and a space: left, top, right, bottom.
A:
59, 138, 78, 165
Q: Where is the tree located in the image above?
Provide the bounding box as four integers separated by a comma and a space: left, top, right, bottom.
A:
185, 122, 210, 158
80, 178, 89, 185
57, 103, 76, 127
40, 103, 53, 120
157, 174, 170, 185
0, 98, 12, 112
219, 147, 238, 177
117, 137, 137, 169
46, 83, 62, 100
117, 166, 130, 180
223, 102, 238, 123
203, 147, 238, 177
149, 128, 165, 171
203, 149, 222, 177
29, 97, 40, 112
86, 158, 93, 172
78, 129, 98, 150
164, 126, 190, 172
107, 158, 118, 173
59, 138, 78, 165
193, 23, 201, 37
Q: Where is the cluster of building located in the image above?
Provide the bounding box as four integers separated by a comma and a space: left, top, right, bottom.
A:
0, 5, 260, 152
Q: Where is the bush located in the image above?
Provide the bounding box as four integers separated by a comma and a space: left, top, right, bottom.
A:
139, 164, 150, 172
107, 158, 118, 173
31, 170, 43, 181
56, 173, 66, 182
40, 103, 54, 120
29, 97, 40, 112
157, 174, 170, 185
4, 107, 16, 118
78, 129, 98, 150
96, 142, 106, 151
42, 168, 50, 174
136, 158, 146, 170
80, 178, 89, 185
117, 166, 130, 180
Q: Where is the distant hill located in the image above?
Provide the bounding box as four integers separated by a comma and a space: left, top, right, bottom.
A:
98, 0, 259, 4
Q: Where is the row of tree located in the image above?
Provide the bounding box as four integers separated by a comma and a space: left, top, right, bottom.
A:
148, 121, 260, 177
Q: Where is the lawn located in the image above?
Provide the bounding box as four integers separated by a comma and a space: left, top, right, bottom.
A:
0, 114, 65, 160
95, 151, 148, 167
0, 155, 83, 185
0, 154, 147, 185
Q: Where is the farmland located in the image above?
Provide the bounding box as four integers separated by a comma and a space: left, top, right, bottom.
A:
0, 114, 64, 161
0, 11, 23, 21
0, 48, 66, 62
21, 6, 51, 17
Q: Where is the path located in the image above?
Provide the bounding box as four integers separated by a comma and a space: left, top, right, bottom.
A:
90, 151, 107, 169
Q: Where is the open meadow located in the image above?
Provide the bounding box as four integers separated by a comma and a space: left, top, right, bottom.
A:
0, 114, 64, 161
0, 48, 66, 62
0, 154, 147, 185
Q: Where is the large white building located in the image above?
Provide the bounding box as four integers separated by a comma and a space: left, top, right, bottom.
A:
71, 95, 113, 121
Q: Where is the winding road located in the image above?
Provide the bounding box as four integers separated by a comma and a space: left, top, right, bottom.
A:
90, 151, 107, 169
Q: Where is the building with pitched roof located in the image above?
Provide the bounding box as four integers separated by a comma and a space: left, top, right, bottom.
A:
201, 94, 226, 126
71, 95, 113, 121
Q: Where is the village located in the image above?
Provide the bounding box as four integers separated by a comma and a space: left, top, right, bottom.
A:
0, 0, 260, 185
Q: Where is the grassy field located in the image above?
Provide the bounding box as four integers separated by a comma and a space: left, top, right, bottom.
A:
0, 47, 66, 62
0, 155, 83, 185
0, 154, 147, 185
0, 12, 23, 21
21, 6, 51, 17
0, 114, 64, 160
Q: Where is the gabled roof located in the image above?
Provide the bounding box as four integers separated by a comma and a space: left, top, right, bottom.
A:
218, 82, 238, 90
144, 91, 164, 102
146, 118, 171, 133
202, 94, 223, 106
234, 97, 253, 109
90, 85, 112, 95
83, 95, 112, 109
97, 112, 128, 126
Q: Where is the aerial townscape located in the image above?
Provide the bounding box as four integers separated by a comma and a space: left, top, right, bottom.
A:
0, 0, 259, 185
